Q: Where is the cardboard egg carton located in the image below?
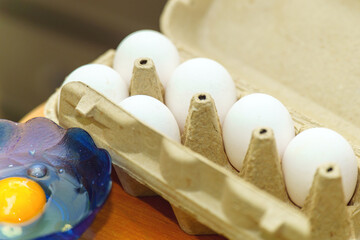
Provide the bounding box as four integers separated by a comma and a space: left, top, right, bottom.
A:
44, 0, 360, 239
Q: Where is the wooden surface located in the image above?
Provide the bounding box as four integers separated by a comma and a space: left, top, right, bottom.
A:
20, 104, 226, 240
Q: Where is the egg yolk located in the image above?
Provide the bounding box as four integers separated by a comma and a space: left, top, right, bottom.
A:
0, 177, 46, 224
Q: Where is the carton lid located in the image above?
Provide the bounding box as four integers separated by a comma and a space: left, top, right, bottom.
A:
160, 0, 360, 145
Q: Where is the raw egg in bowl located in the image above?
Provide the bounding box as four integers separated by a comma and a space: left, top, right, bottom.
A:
0, 117, 112, 239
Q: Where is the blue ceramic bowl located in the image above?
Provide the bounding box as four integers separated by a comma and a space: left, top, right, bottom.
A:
0, 117, 112, 240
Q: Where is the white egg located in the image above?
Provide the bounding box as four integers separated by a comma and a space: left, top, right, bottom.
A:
118, 95, 181, 142
165, 58, 237, 132
282, 128, 358, 207
61, 64, 129, 103
113, 30, 180, 87
222, 93, 295, 171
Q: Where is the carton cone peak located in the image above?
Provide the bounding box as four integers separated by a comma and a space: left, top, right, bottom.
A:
302, 163, 354, 240
240, 127, 290, 203
182, 93, 236, 173
130, 57, 164, 103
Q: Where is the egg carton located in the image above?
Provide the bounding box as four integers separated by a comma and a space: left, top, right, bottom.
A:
44, 0, 360, 239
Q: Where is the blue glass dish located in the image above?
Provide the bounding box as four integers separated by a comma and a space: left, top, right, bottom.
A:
0, 117, 112, 240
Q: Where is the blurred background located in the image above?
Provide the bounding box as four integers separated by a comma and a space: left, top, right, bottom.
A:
0, 0, 167, 120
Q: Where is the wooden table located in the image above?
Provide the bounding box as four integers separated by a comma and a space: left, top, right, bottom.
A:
21, 104, 226, 240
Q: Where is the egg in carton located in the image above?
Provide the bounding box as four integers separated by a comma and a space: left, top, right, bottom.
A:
44, 0, 360, 239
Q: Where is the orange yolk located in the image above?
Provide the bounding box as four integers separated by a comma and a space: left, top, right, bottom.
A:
0, 177, 46, 224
